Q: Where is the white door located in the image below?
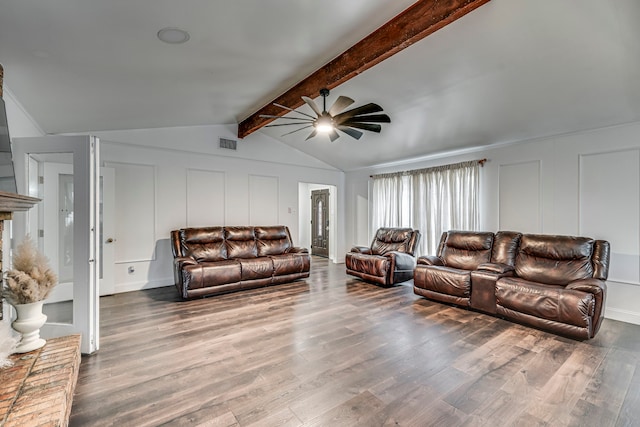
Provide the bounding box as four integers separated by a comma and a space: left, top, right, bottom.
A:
41, 163, 115, 301
13, 135, 100, 354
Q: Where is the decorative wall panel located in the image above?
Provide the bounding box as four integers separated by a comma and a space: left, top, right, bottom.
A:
580, 149, 640, 284
249, 175, 278, 225
186, 169, 225, 227
499, 161, 541, 233
109, 162, 156, 262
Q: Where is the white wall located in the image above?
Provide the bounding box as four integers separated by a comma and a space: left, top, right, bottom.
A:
3, 89, 44, 138
93, 125, 345, 293
345, 120, 640, 326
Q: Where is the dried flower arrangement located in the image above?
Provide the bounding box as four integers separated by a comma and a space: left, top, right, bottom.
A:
2, 236, 58, 305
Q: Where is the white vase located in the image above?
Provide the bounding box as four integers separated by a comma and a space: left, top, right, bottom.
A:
11, 301, 47, 353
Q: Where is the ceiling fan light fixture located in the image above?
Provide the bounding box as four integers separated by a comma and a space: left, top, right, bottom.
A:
263, 88, 390, 141
314, 114, 334, 133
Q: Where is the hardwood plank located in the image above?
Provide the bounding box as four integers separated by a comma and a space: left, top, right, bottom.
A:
69, 257, 640, 426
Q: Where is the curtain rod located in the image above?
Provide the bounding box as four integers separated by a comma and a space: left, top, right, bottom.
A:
370, 158, 487, 179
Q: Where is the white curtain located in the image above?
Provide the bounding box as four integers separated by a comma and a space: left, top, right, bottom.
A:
371, 160, 480, 256
371, 174, 412, 231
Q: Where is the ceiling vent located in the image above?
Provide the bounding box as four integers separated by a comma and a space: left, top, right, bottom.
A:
219, 137, 237, 150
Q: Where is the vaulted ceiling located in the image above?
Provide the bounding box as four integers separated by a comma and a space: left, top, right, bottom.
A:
1, 0, 640, 171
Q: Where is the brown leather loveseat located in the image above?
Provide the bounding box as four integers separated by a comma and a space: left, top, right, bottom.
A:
346, 228, 420, 286
414, 230, 609, 339
171, 226, 310, 299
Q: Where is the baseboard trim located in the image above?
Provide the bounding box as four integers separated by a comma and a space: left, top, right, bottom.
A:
114, 278, 173, 294
605, 308, 640, 326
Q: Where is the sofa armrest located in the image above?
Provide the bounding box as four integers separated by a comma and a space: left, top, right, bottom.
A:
566, 278, 606, 295
286, 246, 309, 254
174, 256, 198, 268
384, 251, 416, 270
417, 255, 443, 266
567, 278, 607, 337
350, 246, 372, 254
477, 262, 514, 274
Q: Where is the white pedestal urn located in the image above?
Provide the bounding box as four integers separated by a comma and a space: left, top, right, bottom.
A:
11, 301, 47, 353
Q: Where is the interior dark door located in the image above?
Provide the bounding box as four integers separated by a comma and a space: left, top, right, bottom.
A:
311, 189, 329, 257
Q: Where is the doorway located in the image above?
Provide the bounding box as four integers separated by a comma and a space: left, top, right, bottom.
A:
298, 183, 337, 262
311, 189, 329, 257
13, 135, 101, 354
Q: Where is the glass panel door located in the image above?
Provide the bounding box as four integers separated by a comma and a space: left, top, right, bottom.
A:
12, 135, 100, 354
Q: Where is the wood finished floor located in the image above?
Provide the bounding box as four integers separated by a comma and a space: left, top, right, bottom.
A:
70, 257, 640, 427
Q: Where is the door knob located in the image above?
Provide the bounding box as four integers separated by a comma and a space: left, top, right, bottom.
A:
106, 238, 115, 243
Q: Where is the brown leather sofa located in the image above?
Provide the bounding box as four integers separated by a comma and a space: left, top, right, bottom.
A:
345, 228, 420, 286
171, 226, 310, 299
414, 230, 609, 339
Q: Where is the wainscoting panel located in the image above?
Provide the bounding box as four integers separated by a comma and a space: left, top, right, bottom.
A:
580, 149, 640, 284
108, 162, 156, 263
249, 174, 279, 225
498, 160, 541, 233
186, 169, 225, 227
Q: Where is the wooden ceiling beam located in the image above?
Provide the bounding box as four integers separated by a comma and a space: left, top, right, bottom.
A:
238, 0, 491, 139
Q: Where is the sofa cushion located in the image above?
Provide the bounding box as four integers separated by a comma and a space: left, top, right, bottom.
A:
414, 265, 471, 298
345, 253, 389, 277
491, 231, 522, 266
371, 228, 414, 255
195, 260, 242, 288
496, 277, 594, 327
440, 231, 493, 270
515, 234, 594, 285
271, 253, 310, 275
239, 257, 274, 280
225, 227, 258, 259
181, 227, 227, 262
256, 226, 292, 256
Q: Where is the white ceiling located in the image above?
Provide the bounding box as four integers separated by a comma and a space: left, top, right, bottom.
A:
1, 0, 640, 171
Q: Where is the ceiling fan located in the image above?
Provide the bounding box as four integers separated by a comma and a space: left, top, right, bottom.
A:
260, 88, 391, 142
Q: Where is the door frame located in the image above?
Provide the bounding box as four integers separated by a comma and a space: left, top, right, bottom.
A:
298, 183, 337, 262
311, 189, 330, 257
13, 135, 100, 354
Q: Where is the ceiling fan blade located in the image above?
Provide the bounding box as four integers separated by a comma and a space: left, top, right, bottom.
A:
259, 114, 314, 122
305, 129, 318, 141
336, 126, 363, 140
328, 96, 355, 116
333, 103, 384, 123
342, 123, 382, 133
265, 122, 315, 127
280, 125, 313, 137
341, 114, 391, 124
301, 96, 322, 116
328, 129, 340, 142
273, 102, 317, 119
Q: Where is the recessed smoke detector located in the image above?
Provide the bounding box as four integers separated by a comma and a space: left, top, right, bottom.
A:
157, 27, 190, 44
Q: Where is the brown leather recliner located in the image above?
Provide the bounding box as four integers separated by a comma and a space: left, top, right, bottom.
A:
414, 230, 521, 307
345, 228, 420, 286
414, 230, 610, 340
171, 226, 310, 299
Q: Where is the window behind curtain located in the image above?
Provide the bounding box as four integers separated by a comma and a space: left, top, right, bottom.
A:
371, 160, 480, 256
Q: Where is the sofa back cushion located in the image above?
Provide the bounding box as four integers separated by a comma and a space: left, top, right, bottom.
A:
180, 227, 227, 262
225, 227, 258, 259
515, 234, 595, 285
256, 226, 292, 256
439, 231, 494, 270
491, 231, 522, 266
371, 228, 417, 255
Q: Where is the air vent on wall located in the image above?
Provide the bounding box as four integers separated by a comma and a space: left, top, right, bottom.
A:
219, 137, 237, 150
